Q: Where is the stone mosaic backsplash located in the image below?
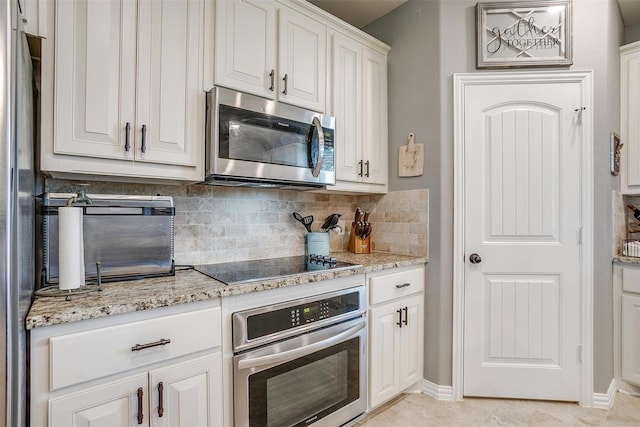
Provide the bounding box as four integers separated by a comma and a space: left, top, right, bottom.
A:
45, 179, 429, 264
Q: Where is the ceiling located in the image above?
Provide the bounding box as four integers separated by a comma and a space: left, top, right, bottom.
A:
619, 0, 640, 27
309, 0, 640, 30
307, 0, 408, 29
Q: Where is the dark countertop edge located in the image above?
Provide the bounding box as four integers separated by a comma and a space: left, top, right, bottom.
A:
26, 253, 428, 330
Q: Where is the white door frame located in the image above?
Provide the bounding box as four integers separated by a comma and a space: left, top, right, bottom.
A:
452, 71, 594, 406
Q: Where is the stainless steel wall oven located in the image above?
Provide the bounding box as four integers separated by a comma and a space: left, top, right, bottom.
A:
232, 287, 367, 427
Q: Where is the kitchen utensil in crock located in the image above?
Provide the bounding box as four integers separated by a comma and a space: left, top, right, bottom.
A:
292, 212, 314, 232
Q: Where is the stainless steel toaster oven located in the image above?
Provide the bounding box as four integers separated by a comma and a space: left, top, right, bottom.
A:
36, 193, 175, 287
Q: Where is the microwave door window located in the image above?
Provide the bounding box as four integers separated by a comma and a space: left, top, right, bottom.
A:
220, 106, 313, 168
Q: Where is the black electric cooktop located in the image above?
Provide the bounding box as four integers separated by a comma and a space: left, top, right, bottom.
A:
193, 255, 361, 285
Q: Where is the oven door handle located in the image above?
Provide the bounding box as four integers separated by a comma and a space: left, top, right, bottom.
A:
237, 321, 365, 370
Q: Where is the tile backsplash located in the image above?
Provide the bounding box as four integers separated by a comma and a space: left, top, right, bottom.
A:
45, 179, 429, 264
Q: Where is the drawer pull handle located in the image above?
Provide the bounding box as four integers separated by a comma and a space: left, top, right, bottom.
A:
136, 387, 144, 424
131, 338, 171, 352
396, 283, 411, 289
158, 382, 164, 417
396, 308, 403, 328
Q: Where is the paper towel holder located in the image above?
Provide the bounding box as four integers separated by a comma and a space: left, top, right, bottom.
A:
66, 184, 93, 206
34, 261, 103, 300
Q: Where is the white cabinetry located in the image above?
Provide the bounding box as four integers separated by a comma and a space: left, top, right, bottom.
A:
621, 42, 640, 194
328, 29, 389, 194
31, 301, 223, 427
40, 0, 206, 182
215, 0, 326, 112
615, 262, 640, 391
368, 265, 424, 409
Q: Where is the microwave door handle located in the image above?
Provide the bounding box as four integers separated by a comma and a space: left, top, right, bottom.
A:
310, 116, 325, 178
237, 321, 364, 370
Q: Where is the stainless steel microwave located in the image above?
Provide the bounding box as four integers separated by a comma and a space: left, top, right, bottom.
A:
205, 87, 335, 189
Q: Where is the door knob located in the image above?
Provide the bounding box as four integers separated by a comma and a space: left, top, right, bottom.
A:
469, 253, 482, 264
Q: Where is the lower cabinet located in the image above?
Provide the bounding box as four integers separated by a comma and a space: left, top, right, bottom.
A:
614, 262, 640, 393
367, 265, 424, 409
622, 293, 640, 386
31, 301, 223, 427
50, 355, 221, 427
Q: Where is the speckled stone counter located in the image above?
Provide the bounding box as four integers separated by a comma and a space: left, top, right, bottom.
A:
614, 255, 640, 265
26, 252, 427, 330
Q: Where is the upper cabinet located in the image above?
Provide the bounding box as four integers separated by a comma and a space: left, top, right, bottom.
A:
621, 41, 640, 194
327, 29, 389, 193
40, 0, 207, 183
215, 0, 326, 112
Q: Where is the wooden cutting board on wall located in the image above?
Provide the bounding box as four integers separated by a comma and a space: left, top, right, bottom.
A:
398, 133, 424, 177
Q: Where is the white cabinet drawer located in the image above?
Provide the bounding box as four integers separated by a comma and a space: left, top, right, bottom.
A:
49, 307, 221, 391
623, 267, 640, 294
369, 266, 424, 306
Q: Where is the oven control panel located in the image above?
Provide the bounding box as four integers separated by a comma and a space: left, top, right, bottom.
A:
245, 290, 360, 341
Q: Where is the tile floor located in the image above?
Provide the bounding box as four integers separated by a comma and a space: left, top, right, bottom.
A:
357, 392, 640, 426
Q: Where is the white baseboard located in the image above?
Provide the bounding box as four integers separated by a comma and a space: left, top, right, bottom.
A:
592, 378, 617, 409
422, 379, 454, 401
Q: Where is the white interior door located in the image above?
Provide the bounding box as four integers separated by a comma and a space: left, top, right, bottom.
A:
462, 78, 584, 401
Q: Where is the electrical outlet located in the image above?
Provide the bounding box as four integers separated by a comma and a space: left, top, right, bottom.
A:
336, 220, 346, 235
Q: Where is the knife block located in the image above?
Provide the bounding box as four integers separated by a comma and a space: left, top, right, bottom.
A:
348, 227, 371, 254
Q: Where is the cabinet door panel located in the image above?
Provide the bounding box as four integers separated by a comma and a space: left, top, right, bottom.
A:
279, 6, 326, 112
331, 32, 362, 183
150, 354, 222, 427
54, 0, 136, 160
215, 0, 276, 98
136, 0, 203, 167
398, 295, 424, 390
362, 48, 388, 184
49, 374, 147, 427
622, 294, 640, 386
369, 303, 400, 408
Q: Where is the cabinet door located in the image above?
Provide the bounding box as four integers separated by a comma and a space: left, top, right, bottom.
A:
53, 0, 136, 160
622, 48, 640, 193
369, 302, 401, 409
136, 0, 204, 167
330, 31, 362, 183
622, 294, 640, 386
215, 0, 277, 98
149, 354, 222, 427
278, 6, 326, 112
362, 47, 388, 185
398, 294, 424, 391
49, 374, 148, 427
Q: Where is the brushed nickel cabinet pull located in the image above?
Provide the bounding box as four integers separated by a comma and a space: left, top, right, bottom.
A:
395, 283, 411, 289
269, 69, 275, 91
396, 308, 403, 328
358, 160, 363, 177
141, 124, 147, 153
282, 73, 288, 95
125, 122, 131, 152
158, 382, 164, 417
365, 160, 370, 177
403, 307, 408, 326
136, 387, 144, 424
131, 338, 171, 352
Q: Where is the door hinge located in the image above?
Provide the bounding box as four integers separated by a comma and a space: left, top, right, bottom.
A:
577, 345, 583, 363
578, 227, 583, 245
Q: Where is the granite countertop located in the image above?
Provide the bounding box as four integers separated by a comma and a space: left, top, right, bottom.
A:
26, 252, 427, 330
614, 255, 640, 264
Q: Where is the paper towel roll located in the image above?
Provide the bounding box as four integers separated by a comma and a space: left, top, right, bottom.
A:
58, 207, 85, 290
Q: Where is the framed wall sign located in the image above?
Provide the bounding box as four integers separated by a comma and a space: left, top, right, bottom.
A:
476, 0, 572, 69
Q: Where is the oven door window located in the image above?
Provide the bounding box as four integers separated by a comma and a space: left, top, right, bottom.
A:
219, 105, 314, 168
248, 338, 360, 427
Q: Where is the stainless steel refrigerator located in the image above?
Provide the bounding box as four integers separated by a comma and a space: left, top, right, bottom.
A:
1, 0, 35, 426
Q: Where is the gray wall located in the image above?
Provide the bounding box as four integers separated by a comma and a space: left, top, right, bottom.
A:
365, 0, 623, 393
625, 22, 640, 44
